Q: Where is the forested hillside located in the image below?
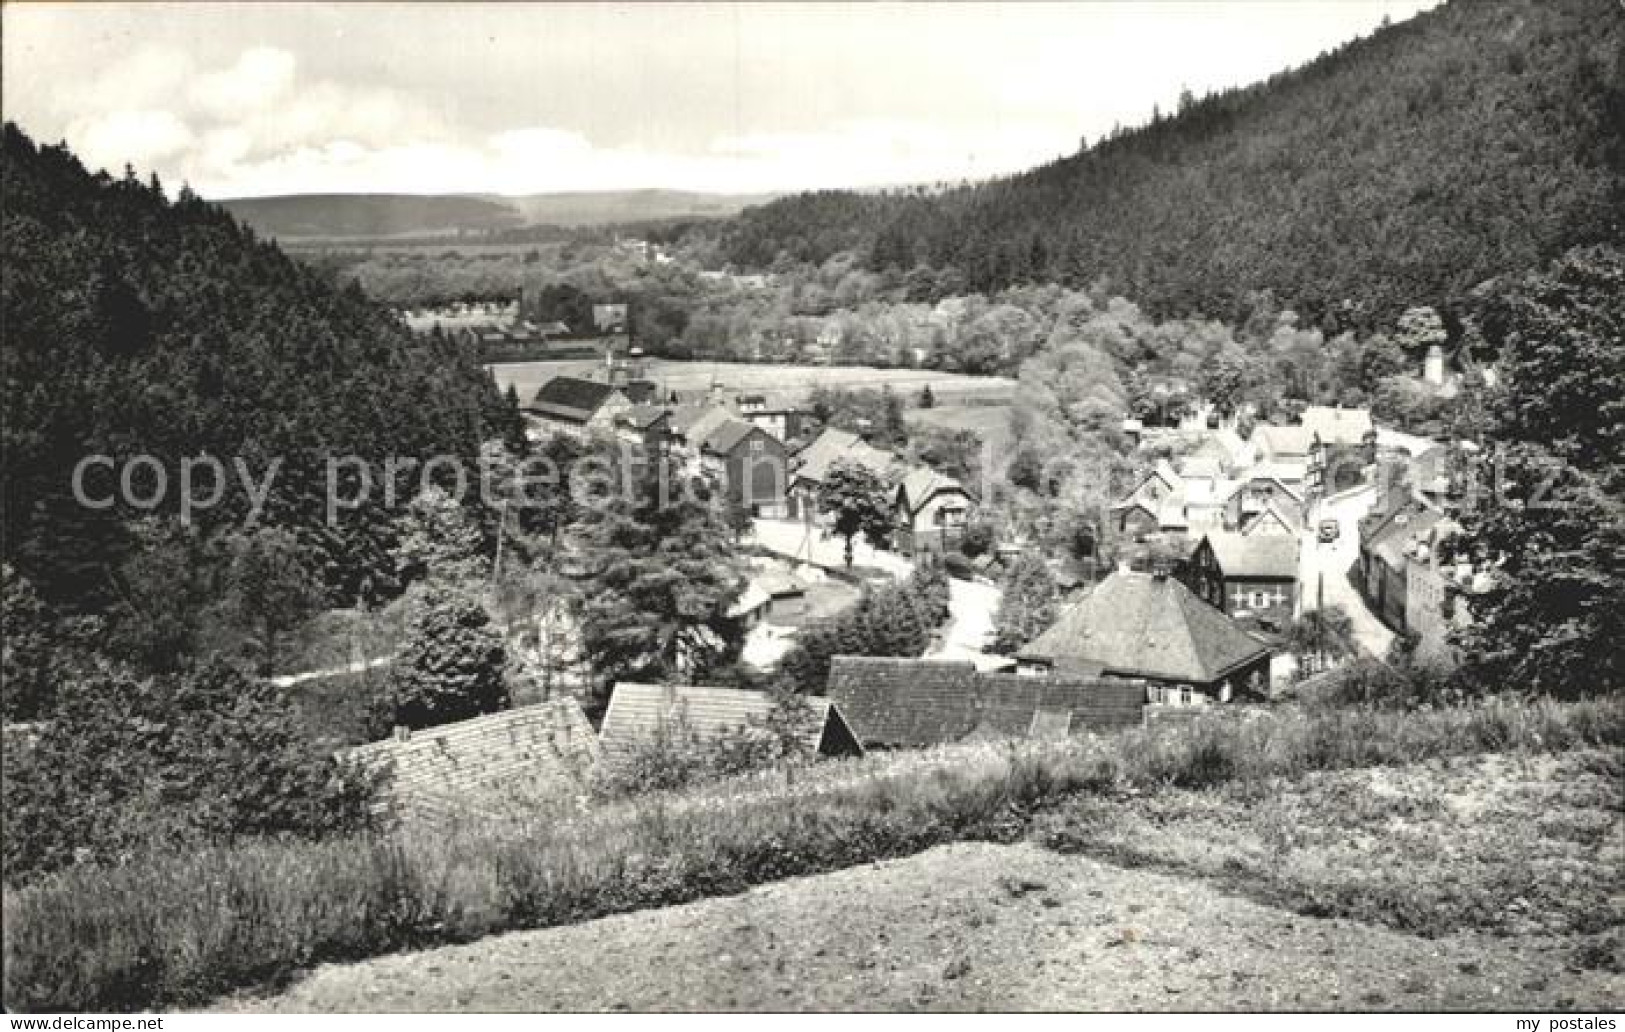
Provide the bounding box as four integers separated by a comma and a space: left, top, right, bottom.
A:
0, 124, 518, 616
718, 0, 1625, 331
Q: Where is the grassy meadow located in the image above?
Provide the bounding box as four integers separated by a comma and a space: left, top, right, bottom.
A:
487, 358, 1016, 408
4, 695, 1621, 1012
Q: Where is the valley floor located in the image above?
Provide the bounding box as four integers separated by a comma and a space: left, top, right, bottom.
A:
223, 751, 1623, 1013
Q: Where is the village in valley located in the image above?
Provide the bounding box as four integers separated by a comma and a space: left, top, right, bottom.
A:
337, 297, 1497, 818
2, 0, 1621, 1017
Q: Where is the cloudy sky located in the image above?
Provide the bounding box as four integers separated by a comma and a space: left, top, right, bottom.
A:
4, 1, 1437, 199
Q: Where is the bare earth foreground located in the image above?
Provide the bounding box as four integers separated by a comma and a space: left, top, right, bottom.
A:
226, 840, 1621, 1012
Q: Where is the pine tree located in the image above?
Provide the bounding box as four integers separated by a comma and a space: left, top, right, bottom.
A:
992, 550, 1059, 654
386, 585, 508, 729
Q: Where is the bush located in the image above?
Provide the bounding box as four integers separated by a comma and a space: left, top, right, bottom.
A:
384, 586, 508, 729
591, 692, 820, 798
777, 579, 936, 691
1, 661, 379, 888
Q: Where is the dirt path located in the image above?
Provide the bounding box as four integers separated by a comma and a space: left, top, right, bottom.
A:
221, 842, 1620, 1012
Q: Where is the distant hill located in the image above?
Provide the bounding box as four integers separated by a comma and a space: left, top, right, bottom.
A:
716, 0, 1625, 332
500, 189, 776, 227
218, 189, 776, 241
216, 193, 524, 239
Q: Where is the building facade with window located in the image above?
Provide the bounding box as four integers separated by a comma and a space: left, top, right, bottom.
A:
1184, 531, 1300, 636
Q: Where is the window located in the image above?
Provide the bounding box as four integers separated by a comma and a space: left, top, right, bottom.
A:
749, 439, 765, 452
1180, 685, 1193, 705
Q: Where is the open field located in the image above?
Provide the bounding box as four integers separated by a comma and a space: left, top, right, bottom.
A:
488, 359, 1016, 408
907, 404, 1015, 452
225, 750, 1623, 1012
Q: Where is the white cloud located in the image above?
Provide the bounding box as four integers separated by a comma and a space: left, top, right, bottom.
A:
191, 46, 296, 115
70, 109, 196, 171
7, 2, 1444, 198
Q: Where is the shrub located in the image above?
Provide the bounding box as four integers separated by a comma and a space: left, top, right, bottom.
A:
384, 586, 508, 729
592, 691, 820, 798
776, 577, 939, 691
0, 661, 379, 887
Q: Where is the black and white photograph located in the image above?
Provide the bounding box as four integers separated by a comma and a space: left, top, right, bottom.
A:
1, 0, 1621, 1020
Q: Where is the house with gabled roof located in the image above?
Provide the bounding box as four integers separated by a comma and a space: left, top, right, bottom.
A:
615, 404, 673, 450
1109, 460, 1187, 538
667, 404, 735, 449
1223, 472, 1305, 529
697, 415, 788, 517
598, 683, 862, 765
825, 657, 1145, 748
894, 467, 974, 554
1359, 487, 1446, 630
786, 427, 898, 520
1185, 531, 1300, 635
1250, 424, 1316, 465
1016, 569, 1273, 702
525, 376, 630, 440
1238, 496, 1304, 537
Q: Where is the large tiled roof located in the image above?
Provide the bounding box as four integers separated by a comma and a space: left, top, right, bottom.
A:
1202, 531, 1300, 580
792, 428, 896, 484
598, 683, 861, 762
824, 658, 978, 746
825, 657, 1144, 747
528, 376, 623, 423
344, 699, 598, 822
1017, 571, 1270, 684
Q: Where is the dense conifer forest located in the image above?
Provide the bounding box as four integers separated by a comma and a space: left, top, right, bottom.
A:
0, 124, 519, 618
716, 0, 1625, 331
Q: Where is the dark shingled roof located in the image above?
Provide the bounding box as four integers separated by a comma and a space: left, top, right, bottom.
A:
1017, 571, 1270, 685
528, 376, 622, 423
702, 416, 769, 455
825, 657, 1145, 748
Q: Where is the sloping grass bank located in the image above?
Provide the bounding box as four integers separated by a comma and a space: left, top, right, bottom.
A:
5, 697, 1621, 1011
